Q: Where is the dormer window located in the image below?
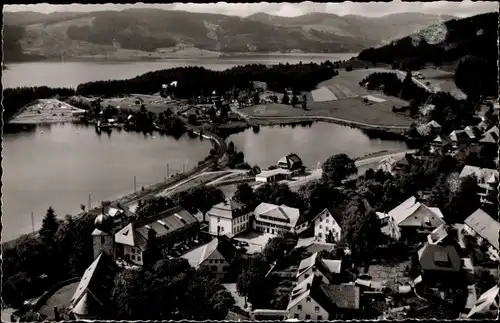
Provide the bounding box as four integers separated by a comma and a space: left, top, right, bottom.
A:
306, 297, 311, 303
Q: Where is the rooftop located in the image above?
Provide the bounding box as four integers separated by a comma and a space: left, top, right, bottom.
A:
464, 208, 500, 250
198, 235, 238, 265
254, 202, 303, 229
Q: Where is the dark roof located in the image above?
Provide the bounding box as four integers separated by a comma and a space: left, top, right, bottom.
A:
417, 243, 462, 272
396, 154, 416, 167
71, 253, 115, 316
199, 235, 238, 265
318, 283, 361, 311
225, 310, 250, 321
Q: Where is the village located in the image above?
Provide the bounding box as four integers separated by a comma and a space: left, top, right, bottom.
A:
10, 92, 498, 321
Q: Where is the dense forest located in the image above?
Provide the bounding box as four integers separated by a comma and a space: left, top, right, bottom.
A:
76, 62, 338, 98
357, 12, 498, 97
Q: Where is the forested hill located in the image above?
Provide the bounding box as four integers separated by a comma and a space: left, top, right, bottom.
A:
4, 9, 456, 62
356, 12, 498, 97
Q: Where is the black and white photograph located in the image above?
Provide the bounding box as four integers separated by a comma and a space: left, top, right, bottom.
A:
2, 1, 499, 321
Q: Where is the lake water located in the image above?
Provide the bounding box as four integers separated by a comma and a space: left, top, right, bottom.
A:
2, 123, 212, 241
227, 123, 408, 169
2, 53, 356, 88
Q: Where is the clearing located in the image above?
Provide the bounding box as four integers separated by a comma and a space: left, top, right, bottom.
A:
10, 99, 86, 124
240, 68, 413, 128
100, 94, 183, 114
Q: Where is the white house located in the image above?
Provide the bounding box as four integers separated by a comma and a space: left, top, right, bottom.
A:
253, 202, 308, 235
296, 252, 342, 284
255, 168, 292, 183
207, 199, 251, 237
464, 208, 500, 261
377, 196, 446, 240
378, 156, 397, 173
311, 208, 342, 243
287, 274, 360, 320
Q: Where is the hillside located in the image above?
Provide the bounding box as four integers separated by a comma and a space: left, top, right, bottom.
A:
246, 12, 455, 44
4, 9, 454, 62
357, 12, 498, 96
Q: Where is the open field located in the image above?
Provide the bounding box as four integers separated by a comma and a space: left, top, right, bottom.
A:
9, 99, 86, 124
417, 68, 466, 98
100, 94, 183, 114
38, 282, 79, 320
240, 68, 413, 128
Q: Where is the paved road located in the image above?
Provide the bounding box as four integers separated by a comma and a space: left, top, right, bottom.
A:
285, 149, 417, 190
396, 70, 433, 93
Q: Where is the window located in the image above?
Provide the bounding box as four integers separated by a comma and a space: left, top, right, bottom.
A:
312, 267, 317, 272
305, 314, 311, 320
131, 255, 136, 260
319, 225, 322, 229
137, 256, 142, 262
315, 306, 320, 313
325, 219, 329, 223
217, 217, 220, 223
305, 274, 309, 278
297, 305, 302, 311
306, 297, 311, 303
318, 233, 322, 238
221, 227, 224, 232
211, 266, 218, 271
101, 236, 105, 244
317, 315, 323, 320
294, 314, 300, 319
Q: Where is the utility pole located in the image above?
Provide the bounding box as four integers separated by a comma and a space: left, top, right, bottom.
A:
88, 194, 92, 211
167, 164, 170, 178
31, 212, 35, 233
134, 176, 137, 192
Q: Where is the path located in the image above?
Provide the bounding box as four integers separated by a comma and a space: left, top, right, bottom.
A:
396, 70, 433, 93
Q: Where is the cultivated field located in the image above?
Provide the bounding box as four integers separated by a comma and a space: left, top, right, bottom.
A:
240, 68, 413, 128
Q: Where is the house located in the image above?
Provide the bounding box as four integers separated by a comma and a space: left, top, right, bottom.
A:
466, 285, 499, 319
378, 154, 416, 174
459, 165, 499, 204
91, 202, 131, 260
478, 128, 499, 145
464, 125, 482, 140
449, 130, 471, 147
69, 253, 116, 319
378, 156, 397, 173
207, 199, 251, 237
287, 274, 361, 320
197, 235, 238, 279
296, 252, 342, 284
426, 120, 442, 136
417, 226, 462, 285
298, 241, 336, 255
253, 202, 308, 235
377, 196, 446, 241
311, 208, 342, 243
277, 153, 305, 174
464, 208, 500, 261
255, 168, 292, 183
114, 206, 199, 266
430, 134, 452, 154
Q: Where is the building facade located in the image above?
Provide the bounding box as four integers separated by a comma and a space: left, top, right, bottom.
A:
207, 199, 251, 237
312, 208, 342, 243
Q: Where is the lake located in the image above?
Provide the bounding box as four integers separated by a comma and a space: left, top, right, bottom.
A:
2, 123, 212, 241
227, 123, 408, 169
2, 121, 407, 241
2, 53, 356, 88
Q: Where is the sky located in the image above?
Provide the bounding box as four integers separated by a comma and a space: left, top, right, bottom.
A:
4, 1, 498, 18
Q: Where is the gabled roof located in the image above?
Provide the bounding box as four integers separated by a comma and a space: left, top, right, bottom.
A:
464, 209, 500, 250
417, 243, 461, 272
427, 120, 442, 128
254, 203, 302, 228
311, 207, 341, 226
379, 156, 397, 166
459, 166, 499, 184
71, 253, 114, 316
464, 126, 482, 139
449, 130, 471, 142
395, 154, 415, 167
432, 134, 452, 145
427, 224, 449, 245
467, 285, 500, 318
485, 125, 499, 137
479, 131, 499, 144
296, 252, 341, 282
114, 206, 198, 250
287, 275, 360, 313
278, 153, 303, 170
379, 196, 445, 228
199, 235, 237, 265
207, 199, 246, 220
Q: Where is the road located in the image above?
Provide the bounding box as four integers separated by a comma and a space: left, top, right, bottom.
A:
284, 149, 417, 190
396, 70, 433, 93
